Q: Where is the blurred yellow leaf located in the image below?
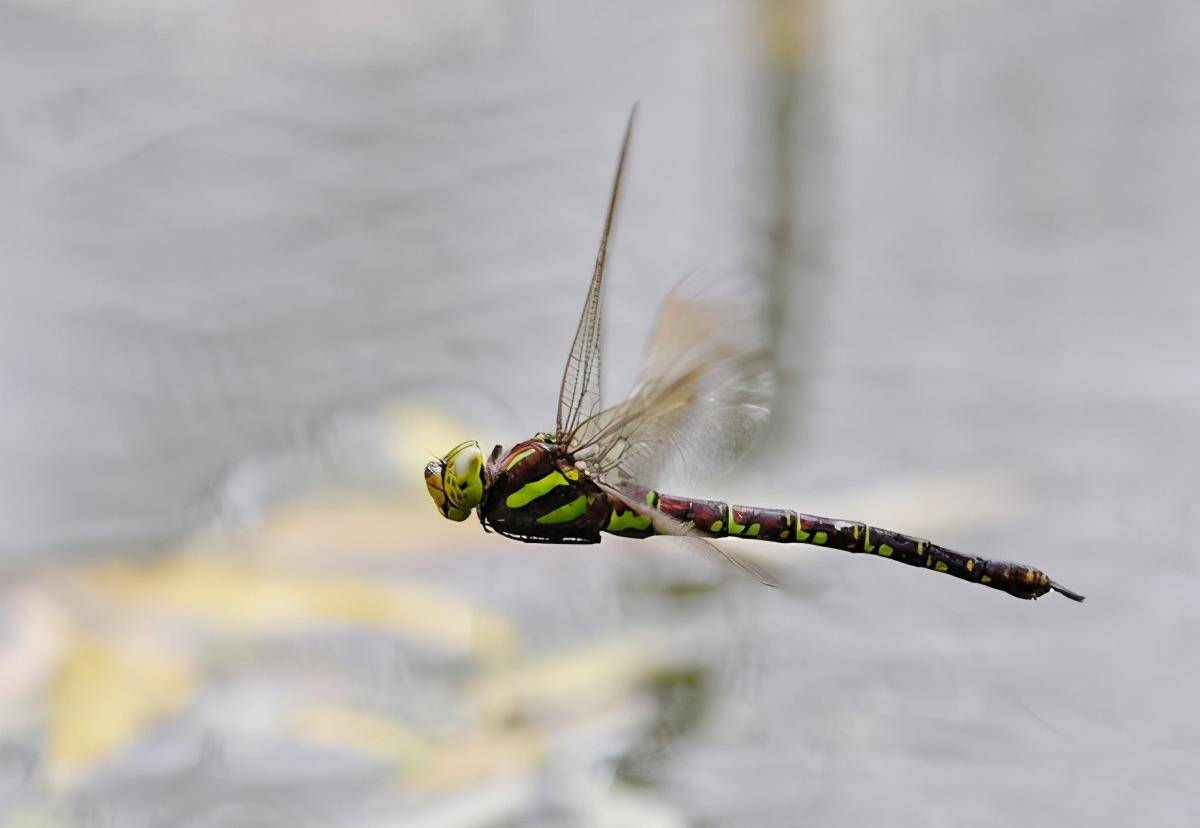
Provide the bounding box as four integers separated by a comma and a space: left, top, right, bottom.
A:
290, 703, 542, 792
245, 495, 451, 559
89, 559, 519, 663
468, 636, 665, 724
413, 727, 543, 792
384, 404, 477, 485
49, 637, 195, 788
291, 704, 431, 773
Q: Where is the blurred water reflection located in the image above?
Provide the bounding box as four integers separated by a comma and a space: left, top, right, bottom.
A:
2, 1, 1199, 826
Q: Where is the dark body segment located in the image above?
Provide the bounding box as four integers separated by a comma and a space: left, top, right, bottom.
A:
480, 440, 609, 543
603, 486, 1069, 601
479, 442, 1080, 602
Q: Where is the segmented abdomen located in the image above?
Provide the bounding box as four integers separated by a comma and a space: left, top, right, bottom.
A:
603, 487, 1057, 600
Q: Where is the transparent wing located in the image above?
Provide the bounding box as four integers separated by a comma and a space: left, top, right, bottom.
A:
556, 104, 638, 440
568, 270, 773, 488
594, 478, 779, 587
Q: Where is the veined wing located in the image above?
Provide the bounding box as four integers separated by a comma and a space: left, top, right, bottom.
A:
555, 104, 638, 441
567, 270, 773, 488
594, 478, 779, 587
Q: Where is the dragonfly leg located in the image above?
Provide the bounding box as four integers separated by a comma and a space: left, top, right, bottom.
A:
486, 523, 599, 545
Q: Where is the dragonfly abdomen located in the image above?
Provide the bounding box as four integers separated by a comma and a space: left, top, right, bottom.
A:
603, 488, 1082, 601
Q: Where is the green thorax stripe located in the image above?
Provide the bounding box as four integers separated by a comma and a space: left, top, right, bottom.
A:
505, 470, 568, 509
505, 448, 536, 470
537, 495, 589, 525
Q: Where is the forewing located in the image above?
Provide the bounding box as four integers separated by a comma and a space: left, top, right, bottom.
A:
556, 105, 638, 439
568, 270, 773, 487
595, 478, 779, 587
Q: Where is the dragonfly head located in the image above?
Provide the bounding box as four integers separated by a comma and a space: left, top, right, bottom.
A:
424, 440, 485, 522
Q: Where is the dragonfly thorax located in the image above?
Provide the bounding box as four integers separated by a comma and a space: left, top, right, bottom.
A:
424, 440, 486, 521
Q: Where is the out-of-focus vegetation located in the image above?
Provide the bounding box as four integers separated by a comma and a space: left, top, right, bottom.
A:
3, 1, 1199, 825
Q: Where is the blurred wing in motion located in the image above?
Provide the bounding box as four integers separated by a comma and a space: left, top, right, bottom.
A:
595, 478, 780, 587
556, 105, 638, 440
567, 270, 773, 488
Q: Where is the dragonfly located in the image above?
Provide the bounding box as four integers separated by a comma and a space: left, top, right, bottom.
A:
424, 106, 1084, 603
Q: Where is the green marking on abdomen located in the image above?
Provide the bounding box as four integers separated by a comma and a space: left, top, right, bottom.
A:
537, 495, 589, 525
813, 531, 828, 545
728, 505, 745, 535
608, 507, 652, 532
505, 448, 536, 470
792, 515, 811, 542
506, 471, 568, 508
878, 544, 894, 557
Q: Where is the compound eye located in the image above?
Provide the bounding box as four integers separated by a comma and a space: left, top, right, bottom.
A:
424, 461, 448, 510
427, 441, 484, 517
444, 506, 471, 522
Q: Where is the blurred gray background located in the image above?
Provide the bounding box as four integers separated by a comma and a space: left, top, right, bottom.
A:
1, 1, 1198, 826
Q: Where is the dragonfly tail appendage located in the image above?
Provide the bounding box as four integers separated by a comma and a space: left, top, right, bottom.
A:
1048, 581, 1086, 602
604, 487, 1083, 601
